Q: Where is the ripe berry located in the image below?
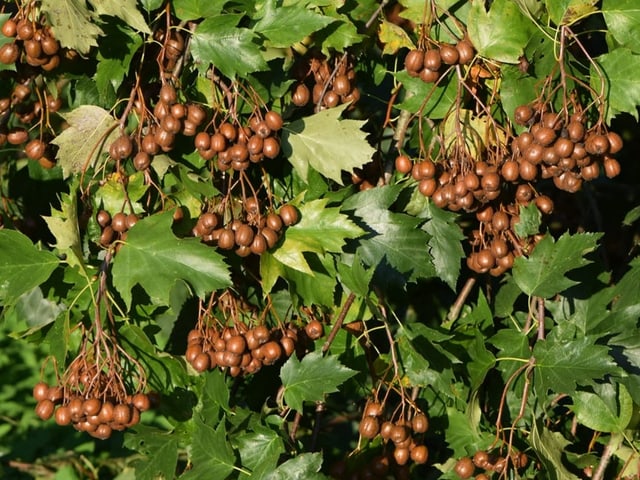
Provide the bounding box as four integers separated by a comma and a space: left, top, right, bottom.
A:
33, 382, 49, 401
358, 415, 380, 439
305, 319, 323, 340
514, 105, 533, 125
404, 49, 424, 72
395, 154, 413, 174
35, 399, 55, 420
411, 413, 429, 433
292, 83, 310, 106
1, 19, 17, 37
279, 204, 299, 226
411, 444, 429, 464
439, 44, 459, 64
456, 40, 475, 64
454, 457, 475, 479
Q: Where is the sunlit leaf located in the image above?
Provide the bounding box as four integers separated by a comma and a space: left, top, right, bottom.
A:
591, 48, 640, 122
41, 0, 103, 54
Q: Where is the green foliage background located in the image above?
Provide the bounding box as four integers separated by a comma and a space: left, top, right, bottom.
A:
0, 0, 640, 479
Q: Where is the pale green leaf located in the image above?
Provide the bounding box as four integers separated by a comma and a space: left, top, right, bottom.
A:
112, 211, 231, 308
190, 14, 268, 79
88, 0, 151, 33
41, 0, 103, 54
172, 0, 225, 20
513, 202, 542, 238
512, 232, 601, 298
602, 0, 640, 53
43, 188, 84, 270
181, 417, 236, 480
271, 199, 363, 274
533, 336, 618, 395
530, 420, 580, 480
0, 230, 59, 306
316, 15, 363, 53
14, 287, 65, 333
572, 384, 633, 433
281, 104, 375, 184
263, 453, 328, 480
544, 0, 598, 26
254, 0, 334, 48
623, 204, 640, 226
397, 0, 430, 24
280, 351, 356, 412
378, 19, 415, 55
51, 105, 119, 179
396, 70, 458, 118
592, 48, 640, 122
467, 0, 535, 63
236, 426, 285, 475
125, 427, 179, 480
260, 250, 286, 295
444, 402, 493, 458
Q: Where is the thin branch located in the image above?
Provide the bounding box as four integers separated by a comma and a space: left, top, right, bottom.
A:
447, 276, 476, 322
322, 292, 356, 355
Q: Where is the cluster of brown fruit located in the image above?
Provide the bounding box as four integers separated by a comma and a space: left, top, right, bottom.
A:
192, 202, 299, 257
291, 51, 359, 109
358, 400, 430, 468
195, 110, 283, 171
0, 14, 62, 71
510, 104, 623, 192
96, 210, 139, 248
33, 376, 151, 440
407, 157, 503, 212
404, 38, 475, 83
466, 196, 548, 276
454, 450, 529, 479
185, 319, 324, 376
0, 80, 62, 167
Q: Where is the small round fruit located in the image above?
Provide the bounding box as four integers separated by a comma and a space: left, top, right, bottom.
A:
133, 152, 152, 171
514, 105, 534, 126
265, 110, 283, 131
226, 335, 247, 354
25, 139, 46, 160
395, 154, 413, 174
292, 83, 310, 106
440, 44, 459, 65
534, 194, 554, 214
305, 319, 323, 340
363, 401, 383, 417
234, 223, 255, 247
480, 172, 501, 192
132, 393, 151, 412
33, 382, 50, 401
456, 40, 475, 64
279, 204, 299, 226
1, 19, 17, 38
0, 42, 19, 64
113, 403, 132, 425
262, 137, 280, 159
83, 398, 102, 416
55, 405, 72, 426
266, 213, 283, 232
411, 413, 429, 433
472, 450, 489, 468
585, 133, 610, 155
7, 127, 28, 145
607, 131, 623, 154
603, 156, 621, 178
35, 399, 55, 420
501, 160, 519, 182
411, 444, 429, 464
404, 49, 424, 72
358, 415, 380, 439
454, 457, 475, 479
394, 447, 410, 466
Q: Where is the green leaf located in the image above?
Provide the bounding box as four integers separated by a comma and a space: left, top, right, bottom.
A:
396, 70, 458, 117
530, 419, 580, 480
622, 204, 640, 226
533, 336, 618, 395
592, 48, 640, 122
95, 23, 144, 104
467, 333, 496, 391
281, 104, 375, 185
190, 14, 268, 79
124, 426, 179, 480
572, 383, 633, 433
201, 369, 230, 419
342, 186, 437, 282
43, 188, 84, 270
0, 230, 59, 306
512, 232, 601, 298
281, 253, 337, 306
172, 0, 225, 20
337, 253, 374, 297
444, 403, 493, 458
263, 452, 329, 480
271, 198, 364, 274
544, 0, 598, 26
254, 0, 334, 48
236, 425, 285, 476
88, 0, 151, 33
612, 257, 640, 310
280, 351, 356, 412
378, 19, 415, 55
602, 0, 640, 53
513, 202, 542, 238
181, 417, 236, 480
467, 0, 535, 63
41, 0, 103, 54
112, 211, 231, 308
316, 15, 363, 53
51, 105, 119, 179
14, 287, 65, 334
421, 200, 465, 290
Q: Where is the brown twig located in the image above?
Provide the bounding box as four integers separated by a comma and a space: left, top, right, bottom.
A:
447, 276, 476, 322
322, 292, 356, 354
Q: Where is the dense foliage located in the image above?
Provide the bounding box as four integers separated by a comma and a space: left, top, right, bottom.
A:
1, 0, 640, 479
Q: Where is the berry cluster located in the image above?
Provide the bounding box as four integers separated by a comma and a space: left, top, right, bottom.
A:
96, 210, 139, 248
0, 13, 62, 71
454, 450, 529, 479
404, 38, 475, 83
193, 203, 298, 257
291, 51, 359, 109
186, 318, 323, 376
195, 109, 282, 171
510, 104, 622, 192
358, 400, 430, 467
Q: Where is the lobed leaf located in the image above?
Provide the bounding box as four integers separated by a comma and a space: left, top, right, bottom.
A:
112, 211, 231, 308
41, 0, 103, 54
602, 0, 640, 53
181, 417, 236, 480
280, 351, 356, 412
591, 48, 640, 122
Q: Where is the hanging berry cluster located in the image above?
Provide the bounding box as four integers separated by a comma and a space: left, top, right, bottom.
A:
0, 7, 63, 71
291, 50, 359, 110
453, 449, 530, 480
185, 291, 325, 376
395, 23, 623, 276
32, 262, 151, 440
